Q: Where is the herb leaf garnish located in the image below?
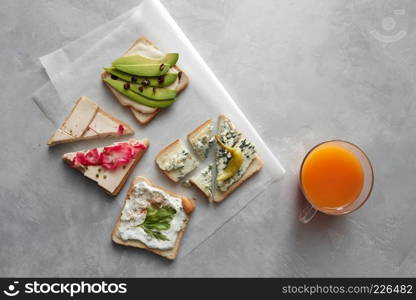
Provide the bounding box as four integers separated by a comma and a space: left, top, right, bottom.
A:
137, 205, 176, 241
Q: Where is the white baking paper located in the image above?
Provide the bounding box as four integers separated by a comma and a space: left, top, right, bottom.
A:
33, 0, 285, 258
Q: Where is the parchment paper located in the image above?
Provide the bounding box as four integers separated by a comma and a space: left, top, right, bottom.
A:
33, 0, 285, 258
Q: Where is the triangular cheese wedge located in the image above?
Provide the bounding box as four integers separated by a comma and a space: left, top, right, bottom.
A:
48, 96, 134, 146
62, 139, 149, 196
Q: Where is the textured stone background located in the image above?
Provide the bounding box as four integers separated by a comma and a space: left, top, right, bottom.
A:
1, 0, 416, 276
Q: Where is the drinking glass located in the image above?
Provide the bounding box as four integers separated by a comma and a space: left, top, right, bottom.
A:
298, 140, 374, 224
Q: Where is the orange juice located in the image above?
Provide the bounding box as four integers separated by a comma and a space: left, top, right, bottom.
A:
300, 143, 364, 210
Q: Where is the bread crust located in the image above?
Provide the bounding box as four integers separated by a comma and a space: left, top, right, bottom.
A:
62, 139, 149, 196
111, 176, 195, 260
102, 36, 189, 125
48, 96, 134, 146
187, 119, 212, 141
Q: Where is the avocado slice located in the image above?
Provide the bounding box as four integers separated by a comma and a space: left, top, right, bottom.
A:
112, 53, 179, 67
103, 79, 175, 108
129, 84, 176, 100
104, 67, 178, 87
113, 63, 171, 77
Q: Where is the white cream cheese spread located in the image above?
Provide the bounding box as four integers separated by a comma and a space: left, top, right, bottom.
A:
117, 181, 187, 250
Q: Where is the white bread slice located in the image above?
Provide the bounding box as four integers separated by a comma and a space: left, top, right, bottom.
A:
102, 37, 189, 125
187, 119, 214, 160
62, 139, 149, 196
190, 164, 213, 202
111, 176, 195, 260
213, 115, 264, 203
48, 96, 134, 146
155, 139, 199, 182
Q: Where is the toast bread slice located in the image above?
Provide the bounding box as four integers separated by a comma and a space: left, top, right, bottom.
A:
187, 119, 213, 160
48, 96, 134, 146
102, 37, 189, 125
213, 115, 264, 203
111, 176, 195, 260
62, 139, 149, 196
155, 139, 199, 183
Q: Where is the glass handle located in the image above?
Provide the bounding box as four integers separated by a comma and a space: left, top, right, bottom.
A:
298, 202, 317, 224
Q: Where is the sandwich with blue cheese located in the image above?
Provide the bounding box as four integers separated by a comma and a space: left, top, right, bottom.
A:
187, 119, 214, 160
155, 139, 199, 182
111, 176, 195, 260
189, 163, 214, 201
158, 116, 263, 203
212, 115, 264, 203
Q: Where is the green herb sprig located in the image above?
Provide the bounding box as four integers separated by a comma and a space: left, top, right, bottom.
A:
137, 205, 176, 241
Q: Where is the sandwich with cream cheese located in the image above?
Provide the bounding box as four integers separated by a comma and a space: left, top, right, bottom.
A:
111, 176, 195, 260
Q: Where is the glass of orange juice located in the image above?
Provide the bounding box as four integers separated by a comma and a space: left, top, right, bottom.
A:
299, 140, 374, 223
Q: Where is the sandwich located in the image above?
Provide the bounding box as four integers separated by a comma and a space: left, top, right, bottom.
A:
156, 116, 264, 203
189, 163, 213, 201
187, 119, 214, 160
102, 37, 189, 125
62, 139, 149, 196
212, 115, 264, 202
48, 96, 134, 146
111, 176, 195, 260
155, 139, 199, 182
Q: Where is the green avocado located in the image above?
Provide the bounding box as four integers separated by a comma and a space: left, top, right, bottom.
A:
104, 67, 178, 87
103, 79, 175, 108
113, 63, 171, 77
112, 53, 179, 67
129, 84, 176, 100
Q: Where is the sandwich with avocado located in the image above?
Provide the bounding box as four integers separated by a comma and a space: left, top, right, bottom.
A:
102, 37, 189, 125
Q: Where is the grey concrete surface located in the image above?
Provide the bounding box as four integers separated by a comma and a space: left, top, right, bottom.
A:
1, 0, 416, 277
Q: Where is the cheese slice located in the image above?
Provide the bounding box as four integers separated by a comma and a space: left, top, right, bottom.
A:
48, 96, 134, 146
62, 139, 149, 196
